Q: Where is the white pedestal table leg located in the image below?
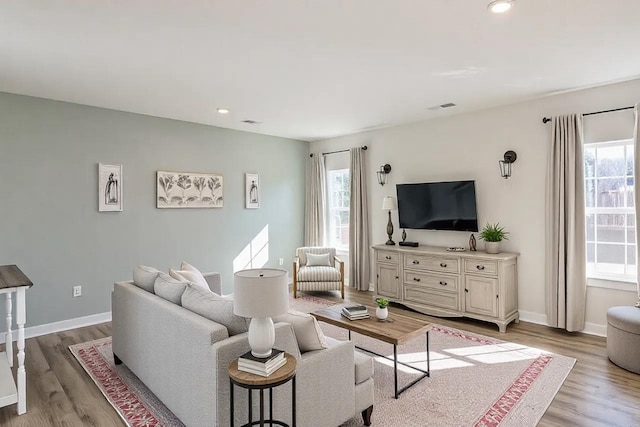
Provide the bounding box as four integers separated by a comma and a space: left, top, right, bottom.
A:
16, 288, 26, 415
5, 292, 12, 367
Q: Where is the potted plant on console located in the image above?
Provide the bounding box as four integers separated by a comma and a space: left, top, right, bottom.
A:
479, 223, 509, 254
375, 297, 389, 320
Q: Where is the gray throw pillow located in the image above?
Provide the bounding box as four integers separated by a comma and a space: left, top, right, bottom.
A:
306, 253, 331, 267
181, 283, 250, 336
133, 265, 161, 293
154, 272, 188, 304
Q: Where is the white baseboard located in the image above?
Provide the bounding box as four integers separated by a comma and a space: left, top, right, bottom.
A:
583, 322, 607, 337
518, 310, 548, 326
1, 311, 112, 344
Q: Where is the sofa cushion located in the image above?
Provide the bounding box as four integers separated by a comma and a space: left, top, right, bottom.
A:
154, 273, 188, 304
297, 266, 341, 282
169, 268, 209, 290
273, 309, 328, 352
306, 253, 331, 267
354, 350, 374, 385
181, 283, 250, 336
133, 265, 161, 293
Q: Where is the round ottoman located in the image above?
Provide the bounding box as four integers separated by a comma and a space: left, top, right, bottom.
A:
607, 306, 640, 374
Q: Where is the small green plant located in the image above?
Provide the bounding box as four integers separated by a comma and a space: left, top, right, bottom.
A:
375, 297, 389, 309
479, 223, 509, 242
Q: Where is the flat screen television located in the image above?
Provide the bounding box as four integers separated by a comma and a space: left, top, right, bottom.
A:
396, 180, 478, 232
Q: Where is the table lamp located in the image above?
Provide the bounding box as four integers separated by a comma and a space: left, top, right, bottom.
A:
233, 268, 289, 358
382, 196, 397, 245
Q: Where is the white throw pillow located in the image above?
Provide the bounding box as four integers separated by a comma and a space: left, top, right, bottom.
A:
273, 309, 329, 352
306, 253, 331, 267
133, 265, 161, 293
169, 268, 209, 290
154, 272, 188, 304
181, 283, 250, 336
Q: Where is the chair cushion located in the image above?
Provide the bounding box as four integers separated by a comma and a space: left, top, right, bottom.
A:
306, 253, 331, 267
169, 268, 209, 290
154, 272, 188, 304
273, 309, 328, 352
181, 283, 250, 336
297, 266, 341, 282
354, 351, 374, 385
133, 265, 161, 293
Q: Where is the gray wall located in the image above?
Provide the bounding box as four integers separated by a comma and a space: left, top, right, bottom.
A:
0, 92, 308, 330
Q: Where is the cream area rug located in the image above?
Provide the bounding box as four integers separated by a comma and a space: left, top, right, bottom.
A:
69, 295, 575, 427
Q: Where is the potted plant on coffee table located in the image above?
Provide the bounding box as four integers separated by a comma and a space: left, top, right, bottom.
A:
375, 297, 389, 320
479, 223, 509, 254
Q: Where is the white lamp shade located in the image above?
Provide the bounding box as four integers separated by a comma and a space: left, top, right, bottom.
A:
233, 268, 289, 318
382, 196, 397, 211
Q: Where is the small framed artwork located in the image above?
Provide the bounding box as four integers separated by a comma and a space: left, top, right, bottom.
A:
245, 173, 260, 209
98, 163, 123, 212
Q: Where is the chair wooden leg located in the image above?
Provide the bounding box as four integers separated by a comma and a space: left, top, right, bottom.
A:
293, 278, 297, 298
362, 405, 373, 426
340, 261, 345, 299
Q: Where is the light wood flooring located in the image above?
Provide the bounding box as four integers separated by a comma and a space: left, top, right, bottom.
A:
0, 289, 639, 426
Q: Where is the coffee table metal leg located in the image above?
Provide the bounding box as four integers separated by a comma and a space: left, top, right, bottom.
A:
393, 344, 399, 399
426, 331, 430, 376
230, 380, 234, 427
248, 389, 252, 425
292, 375, 297, 427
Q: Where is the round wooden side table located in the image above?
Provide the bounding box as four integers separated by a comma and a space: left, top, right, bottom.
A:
229, 353, 297, 427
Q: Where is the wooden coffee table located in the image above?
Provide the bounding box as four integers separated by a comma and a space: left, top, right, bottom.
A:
312, 305, 431, 399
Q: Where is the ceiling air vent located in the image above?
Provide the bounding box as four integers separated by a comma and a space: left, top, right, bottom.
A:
427, 103, 457, 111
242, 120, 263, 124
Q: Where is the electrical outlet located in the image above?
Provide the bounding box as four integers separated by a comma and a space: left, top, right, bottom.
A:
279, 258, 284, 266
73, 286, 82, 297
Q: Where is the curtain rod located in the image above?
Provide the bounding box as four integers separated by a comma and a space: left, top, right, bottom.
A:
542, 106, 634, 124
309, 145, 368, 157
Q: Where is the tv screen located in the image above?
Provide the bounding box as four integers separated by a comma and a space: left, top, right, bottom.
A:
396, 181, 478, 232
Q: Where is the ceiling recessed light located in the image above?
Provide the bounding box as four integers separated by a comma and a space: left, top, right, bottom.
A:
216, 108, 230, 114
488, 0, 514, 13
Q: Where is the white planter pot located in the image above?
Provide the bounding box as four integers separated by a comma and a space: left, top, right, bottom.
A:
484, 241, 500, 254
376, 307, 389, 320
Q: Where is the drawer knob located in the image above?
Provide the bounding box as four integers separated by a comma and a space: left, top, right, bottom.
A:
413, 277, 421, 282
440, 263, 447, 268
439, 281, 447, 286
476, 265, 485, 270
385, 256, 392, 260
412, 260, 420, 264
395, 276, 399, 279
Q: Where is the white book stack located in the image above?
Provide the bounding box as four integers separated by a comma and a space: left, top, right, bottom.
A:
238, 349, 286, 377
341, 305, 370, 320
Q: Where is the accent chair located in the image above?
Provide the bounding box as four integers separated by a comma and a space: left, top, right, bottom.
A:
293, 246, 345, 299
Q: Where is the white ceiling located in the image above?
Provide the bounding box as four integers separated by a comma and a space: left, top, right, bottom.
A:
2, 1, 640, 142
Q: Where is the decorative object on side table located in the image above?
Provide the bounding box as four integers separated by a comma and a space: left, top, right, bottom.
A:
245, 173, 260, 209
157, 170, 223, 208
375, 297, 389, 320
233, 268, 289, 357
479, 223, 509, 254
469, 234, 477, 251
98, 163, 123, 212
382, 196, 397, 245
401, 229, 407, 243
341, 305, 370, 320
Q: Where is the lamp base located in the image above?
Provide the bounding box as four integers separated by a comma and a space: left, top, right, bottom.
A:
248, 317, 275, 358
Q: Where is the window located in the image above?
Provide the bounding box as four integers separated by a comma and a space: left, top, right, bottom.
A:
327, 169, 350, 251
584, 139, 636, 281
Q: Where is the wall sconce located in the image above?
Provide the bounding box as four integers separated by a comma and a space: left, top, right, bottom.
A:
499, 151, 517, 179
377, 164, 392, 186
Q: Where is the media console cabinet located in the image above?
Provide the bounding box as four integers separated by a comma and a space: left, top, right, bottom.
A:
372, 245, 519, 332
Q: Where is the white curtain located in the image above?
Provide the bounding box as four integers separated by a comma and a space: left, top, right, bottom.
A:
349, 147, 370, 291
634, 104, 640, 307
545, 114, 587, 331
304, 154, 326, 246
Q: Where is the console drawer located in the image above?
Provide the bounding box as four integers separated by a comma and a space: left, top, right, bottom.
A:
464, 259, 498, 276
377, 251, 399, 264
404, 254, 459, 274
403, 270, 458, 292
404, 286, 459, 311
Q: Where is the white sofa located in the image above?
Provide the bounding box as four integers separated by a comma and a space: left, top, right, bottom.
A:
112, 272, 374, 427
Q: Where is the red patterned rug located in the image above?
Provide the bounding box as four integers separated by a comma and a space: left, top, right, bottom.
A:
70, 295, 575, 427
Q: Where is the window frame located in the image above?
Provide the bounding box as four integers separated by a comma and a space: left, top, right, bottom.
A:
326, 168, 350, 252
584, 138, 637, 285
